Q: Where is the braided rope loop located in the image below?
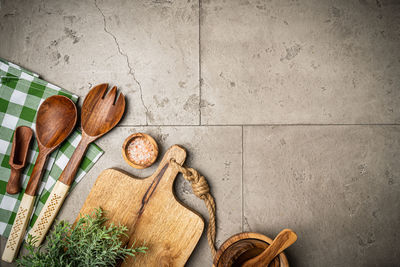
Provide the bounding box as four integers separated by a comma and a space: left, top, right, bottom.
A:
170, 159, 217, 257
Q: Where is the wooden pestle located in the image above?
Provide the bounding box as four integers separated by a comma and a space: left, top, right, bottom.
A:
242, 229, 297, 267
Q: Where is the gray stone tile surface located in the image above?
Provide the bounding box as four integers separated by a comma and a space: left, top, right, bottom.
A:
0, 0, 200, 125
243, 125, 400, 266
1, 0, 400, 266
200, 0, 400, 124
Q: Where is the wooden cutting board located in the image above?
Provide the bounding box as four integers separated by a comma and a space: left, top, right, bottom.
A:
77, 145, 204, 267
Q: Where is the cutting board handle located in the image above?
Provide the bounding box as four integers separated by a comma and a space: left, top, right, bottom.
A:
135, 145, 188, 221
148, 145, 187, 190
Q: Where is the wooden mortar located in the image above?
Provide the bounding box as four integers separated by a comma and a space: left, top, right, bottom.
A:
213, 232, 290, 267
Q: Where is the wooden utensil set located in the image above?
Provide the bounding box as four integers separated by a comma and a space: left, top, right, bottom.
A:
2, 84, 125, 263
2, 84, 297, 266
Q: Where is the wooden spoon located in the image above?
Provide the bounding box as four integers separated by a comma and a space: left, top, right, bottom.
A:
242, 229, 297, 267
29, 83, 125, 246
6, 126, 33, 194
2, 95, 77, 263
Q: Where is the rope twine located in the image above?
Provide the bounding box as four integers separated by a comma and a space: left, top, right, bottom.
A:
170, 159, 217, 257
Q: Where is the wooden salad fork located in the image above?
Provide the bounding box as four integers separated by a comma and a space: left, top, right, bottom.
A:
29, 84, 125, 246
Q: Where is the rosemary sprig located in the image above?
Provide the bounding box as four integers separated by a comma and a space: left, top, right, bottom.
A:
17, 208, 147, 267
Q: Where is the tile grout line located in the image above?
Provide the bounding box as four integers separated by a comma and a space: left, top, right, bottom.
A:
198, 0, 202, 126
241, 125, 244, 232
117, 123, 400, 127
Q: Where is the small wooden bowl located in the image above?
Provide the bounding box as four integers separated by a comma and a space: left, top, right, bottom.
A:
122, 133, 158, 169
213, 232, 289, 267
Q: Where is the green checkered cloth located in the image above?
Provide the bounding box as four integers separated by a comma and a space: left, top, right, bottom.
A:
0, 58, 104, 238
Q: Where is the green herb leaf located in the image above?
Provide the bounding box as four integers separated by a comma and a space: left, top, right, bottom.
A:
17, 208, 147, 267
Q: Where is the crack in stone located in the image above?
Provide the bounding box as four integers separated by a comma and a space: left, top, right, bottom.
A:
94, 0, 149, 125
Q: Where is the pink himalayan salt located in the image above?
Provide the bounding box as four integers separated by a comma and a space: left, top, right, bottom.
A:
126, 137, 156, 166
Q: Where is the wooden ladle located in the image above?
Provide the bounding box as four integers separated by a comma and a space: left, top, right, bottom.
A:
2, 95, 77, 263
6, 126, 33, 194
29, 83, 125, 246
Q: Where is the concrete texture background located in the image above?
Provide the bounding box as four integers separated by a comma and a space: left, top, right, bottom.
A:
0, 0, 399, 266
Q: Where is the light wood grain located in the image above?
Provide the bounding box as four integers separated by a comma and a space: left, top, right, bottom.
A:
78, 145, 204, 267
28, 181, 70, 245
1, 194, 35, 263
